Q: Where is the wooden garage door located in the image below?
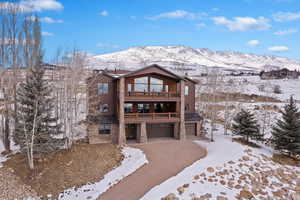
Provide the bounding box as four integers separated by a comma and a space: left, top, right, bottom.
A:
186, 123, 196, 136
147, 123, 174, 138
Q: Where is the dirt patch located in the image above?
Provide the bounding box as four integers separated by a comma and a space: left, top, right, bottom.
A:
3, 142, 123, 199
272, 154, 300, 167
232, 137, 261, 148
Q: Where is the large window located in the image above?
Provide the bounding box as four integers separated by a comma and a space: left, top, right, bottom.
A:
99, 104, 109, 112
124, 103, 133, 113
185, 86, 189, 95
99, 124, 110, 135
98, 83, 108, 94
154, 103, 164, 113
134, 77, 148, 92
137, 104, 150, 113
150, 77, 163, 92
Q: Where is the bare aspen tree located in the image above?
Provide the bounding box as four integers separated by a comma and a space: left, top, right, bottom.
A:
53, 49, 88, 149
205, 67, 223, 142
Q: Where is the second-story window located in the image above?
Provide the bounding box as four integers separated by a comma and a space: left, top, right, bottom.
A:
134, 77, 148, 92
185, 86, 189, 95
124, 103, 133, 113
98, 83, 108, 94
99, 104, 109, 112
150, 77, 163, 92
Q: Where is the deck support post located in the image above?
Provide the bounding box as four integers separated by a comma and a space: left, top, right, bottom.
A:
179, 80, 186, 140
118, 77, 126, 145
137, 122, 147, 143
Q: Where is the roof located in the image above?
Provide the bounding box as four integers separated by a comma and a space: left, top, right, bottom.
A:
86, 115, 118, 124
88, 64, 199, 84
185, 113, 203, 121
119, 64, 184, 80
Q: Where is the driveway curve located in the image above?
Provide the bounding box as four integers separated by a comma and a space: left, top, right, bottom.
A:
99, 139, 206, 200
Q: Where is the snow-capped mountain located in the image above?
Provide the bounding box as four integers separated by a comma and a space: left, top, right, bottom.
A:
88, 46, 300, 74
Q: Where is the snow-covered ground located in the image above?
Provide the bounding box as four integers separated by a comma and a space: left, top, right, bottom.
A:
58, 147, 148, 200
199, 75, 300, 102
142, 123, 300, 200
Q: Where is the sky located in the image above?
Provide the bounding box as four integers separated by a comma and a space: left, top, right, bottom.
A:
3, 0, 300, 60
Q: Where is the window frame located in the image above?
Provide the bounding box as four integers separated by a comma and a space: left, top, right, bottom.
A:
99, 124, 111, 135
99, 104, 109, 113
98, 83, 109, 94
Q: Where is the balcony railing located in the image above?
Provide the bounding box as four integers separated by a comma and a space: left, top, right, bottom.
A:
126, 91, 180, 98
124, 112, 180, 120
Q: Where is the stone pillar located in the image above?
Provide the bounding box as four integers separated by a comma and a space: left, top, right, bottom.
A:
118, 77, 126, 145
137, 122, 147, 143
179, 80, 186, 140
174, 123, 179, 139
196, 121, 201, 136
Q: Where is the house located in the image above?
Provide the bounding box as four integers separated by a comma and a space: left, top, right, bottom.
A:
260, 68, 299, 80
86, 64, 203, 145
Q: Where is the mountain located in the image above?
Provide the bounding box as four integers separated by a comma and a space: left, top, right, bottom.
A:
88, 46, 300, 74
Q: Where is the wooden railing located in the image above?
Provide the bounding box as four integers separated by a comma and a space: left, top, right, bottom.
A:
124, 112, 180, 120
126, 91, 180, 98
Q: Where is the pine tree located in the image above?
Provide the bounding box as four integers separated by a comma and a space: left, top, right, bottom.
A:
14, 16, 64, 169
272, 96, 300, 156
232, 109, 263, 142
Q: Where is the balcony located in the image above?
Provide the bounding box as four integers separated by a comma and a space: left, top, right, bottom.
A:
124, 112, 180, 123
125, 91, 180, 101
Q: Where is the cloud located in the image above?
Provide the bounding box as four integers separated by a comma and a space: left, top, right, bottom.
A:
274, 28, 298, 36
42, 31, 53, 36
147, 10, 206, 20
212, 8, 219, 12
247, 40, 260, 47
212, 16, 271, 31
100, 10, 108, 16
195, 23, 206, 29
273, 11, 300, 22
41, 16, 63, 23
97, 43, 120, 49
0, 0, 63, 12
268, 46, 289, 52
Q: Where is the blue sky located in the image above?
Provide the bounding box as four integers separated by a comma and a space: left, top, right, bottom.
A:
8, 0, 300, 60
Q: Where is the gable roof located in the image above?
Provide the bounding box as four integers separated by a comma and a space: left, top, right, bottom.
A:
119, 64, 184, 80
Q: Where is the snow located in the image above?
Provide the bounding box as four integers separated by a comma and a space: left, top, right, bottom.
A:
0, 140, 7, 168
58, 147, 148, 200
141, 122, 300, 200
88, 46, 300, 73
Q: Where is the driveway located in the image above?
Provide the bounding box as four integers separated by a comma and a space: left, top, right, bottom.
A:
99, 139, 206, 200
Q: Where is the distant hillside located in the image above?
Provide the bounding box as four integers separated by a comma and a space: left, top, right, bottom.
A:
87, 46, 300, 74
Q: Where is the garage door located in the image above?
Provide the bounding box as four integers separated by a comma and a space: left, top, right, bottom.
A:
186, 123, 196, 136
147, 123, 174, 138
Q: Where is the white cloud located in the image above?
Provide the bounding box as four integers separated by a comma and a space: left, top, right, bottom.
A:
273, 11, 300, 22
195, 23, 206, 29
212, 16, 271, 31
212, 8, 219, 12
0, 0, 63, 12
41, 16, 63, 23
42, 31, 53, 36
100, 10, 108, 16
247, 40, 260, 47
268, 46, 289, 52
147, 10, 206, 20
274, 28, 298, 36
97, 43, 120, 49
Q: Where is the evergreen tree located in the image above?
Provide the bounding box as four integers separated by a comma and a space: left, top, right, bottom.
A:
14, 16, 64, 169
232, 109, 263, 142
272, 96, 300, 156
